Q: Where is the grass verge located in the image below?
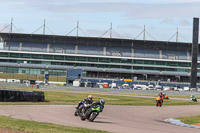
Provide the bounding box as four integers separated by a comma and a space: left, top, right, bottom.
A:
0, 115, 108, 133
0, 86, 199, 106
176, 115, 200, 125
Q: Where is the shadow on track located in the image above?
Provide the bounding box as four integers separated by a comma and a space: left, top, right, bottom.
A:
92, 121, 115, 124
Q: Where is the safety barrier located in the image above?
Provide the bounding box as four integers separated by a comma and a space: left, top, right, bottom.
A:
0, 89, 45, 102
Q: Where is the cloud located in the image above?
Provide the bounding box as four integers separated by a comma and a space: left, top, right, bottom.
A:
0, 22, 10, 32
16, 1, 200, 20
160, 18, 176, 25
0, 0, 197, 42
123, 3, 200, 19
160, 18, 191, 26
117, 24, 141, 30
1, 1, 200, 19
86, 29, 105, 37
178, 19, 191, 26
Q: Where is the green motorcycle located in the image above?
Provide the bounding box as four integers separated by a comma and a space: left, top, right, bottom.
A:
81, 104, 102, 122
192, 96, 197, 102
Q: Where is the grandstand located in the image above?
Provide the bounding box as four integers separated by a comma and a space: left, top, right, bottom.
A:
0, 32, 198, 83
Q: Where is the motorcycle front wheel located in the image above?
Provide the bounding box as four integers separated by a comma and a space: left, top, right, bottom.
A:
74, 109, 79, 116
88, 112, 99, 122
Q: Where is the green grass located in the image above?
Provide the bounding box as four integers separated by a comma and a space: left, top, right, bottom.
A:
25, 89, 200, 106
0, 86, 200, 106
176, 115, 200, 125
0, 87, 200, 106
0, 86, 199, 133
0, 115, 108, 133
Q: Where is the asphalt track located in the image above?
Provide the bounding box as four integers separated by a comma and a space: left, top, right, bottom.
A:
0, 105, 200, 133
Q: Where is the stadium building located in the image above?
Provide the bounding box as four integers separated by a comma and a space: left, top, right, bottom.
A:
0, 32, 199, 84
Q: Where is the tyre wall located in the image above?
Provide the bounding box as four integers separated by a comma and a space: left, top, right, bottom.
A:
0, 89, 45, 102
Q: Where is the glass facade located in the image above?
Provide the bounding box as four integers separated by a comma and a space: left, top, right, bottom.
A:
0, 52, 193, 73
0, 67, 66, 76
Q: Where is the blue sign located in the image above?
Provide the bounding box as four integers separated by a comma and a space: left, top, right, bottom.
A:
45, 74, 49, 80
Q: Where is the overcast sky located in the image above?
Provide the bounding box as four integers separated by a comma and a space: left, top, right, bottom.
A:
0, 0, 200, 42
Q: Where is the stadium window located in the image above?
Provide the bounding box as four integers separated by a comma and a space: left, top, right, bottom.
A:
65, 56, 75, 61
121, 66, 131, 69
176, 68, 185, 72
166, 68, 176, 71
178, 62, 189, 67
144, 60, 154, 65
20, 54, 30, 58
121, 59, 132, 64
76, 57, 87, 61
0, 53, 8, 57
95, 64, 109, 68
133, 66, 143, 70
110, 59, 121, 63
135, 60, 143, 64
144, 67, 154, 70
54, 55, 64, 60
31, 61, 41, 64
167, 62, 178, 66
155, 68, 165, 71
9, 60, 17, 63
88, 57, 98, 62
43, 55, 53, 59
155, 61, 165, 65
41, 71, 45, 74
76, 63, 87, 66
10, 53, 19, 58
99, 58, 110, 63
22, 70, 26, 74
31, 54, 42, 59
51, 62, 63, 65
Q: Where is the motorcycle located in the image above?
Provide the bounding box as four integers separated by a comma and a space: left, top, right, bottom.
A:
162, 93, 169, 99
74, 102, 90, 117
192, 96, 197, 102
159, 93, 169, 100
81, 104, 102, 122
156, 97, 163, 107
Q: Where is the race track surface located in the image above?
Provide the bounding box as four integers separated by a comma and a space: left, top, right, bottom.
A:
0, 105, 200, 133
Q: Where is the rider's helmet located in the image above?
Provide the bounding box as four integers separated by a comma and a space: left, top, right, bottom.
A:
159, 92, 163, 97
100, 99, 105, 105
88, 95, 93, 101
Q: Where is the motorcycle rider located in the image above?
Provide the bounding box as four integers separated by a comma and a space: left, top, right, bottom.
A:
92, 99, 105, 112
84, 99, 105, 118
190, 94, 196, 101
156, 93, 163, 106
81, 99, 105, 121
158, 92, 163, 97
76, 95, 94, 111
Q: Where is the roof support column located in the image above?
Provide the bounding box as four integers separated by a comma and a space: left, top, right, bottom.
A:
190, 18, 199, 90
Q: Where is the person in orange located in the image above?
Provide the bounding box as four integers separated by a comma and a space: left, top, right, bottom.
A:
158, 92, 163, 98
156, 94, 163, 107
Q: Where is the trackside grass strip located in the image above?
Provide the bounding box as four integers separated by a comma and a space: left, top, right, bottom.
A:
176, 115, 200, 125
0, 86, 200, 106
0, 115, 108, 133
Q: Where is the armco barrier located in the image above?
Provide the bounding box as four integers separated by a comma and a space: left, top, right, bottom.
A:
0, 89, 45, 102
